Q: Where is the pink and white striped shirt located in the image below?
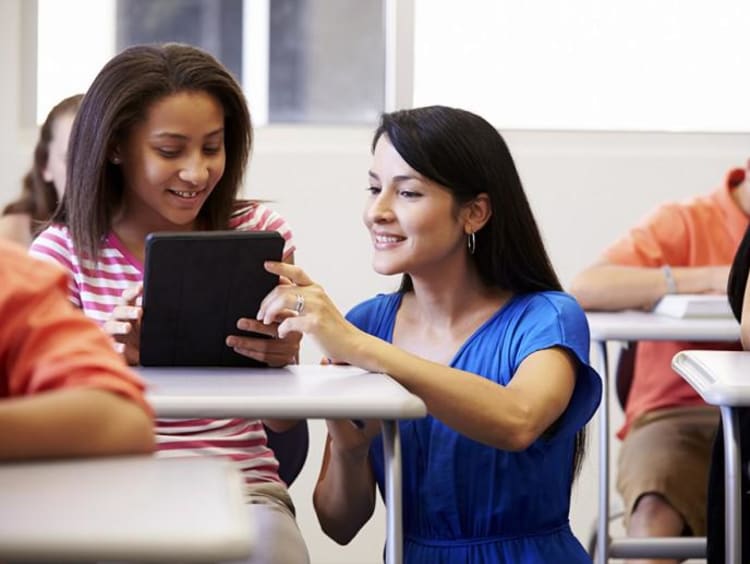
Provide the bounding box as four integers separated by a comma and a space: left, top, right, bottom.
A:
29, 202, 296, 487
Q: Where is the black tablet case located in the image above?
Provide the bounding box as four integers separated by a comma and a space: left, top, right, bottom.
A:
140, 231, 284, 367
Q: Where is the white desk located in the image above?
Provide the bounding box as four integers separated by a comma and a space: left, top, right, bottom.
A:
673, 350, 750, 564
141, 364, 428, 564
0, 455, 252, 562
586, 311, 739, 563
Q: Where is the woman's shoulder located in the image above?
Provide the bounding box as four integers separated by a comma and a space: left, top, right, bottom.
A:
510, 290, 585, 319
500, 291, 590, 346
346, 292, 401, 330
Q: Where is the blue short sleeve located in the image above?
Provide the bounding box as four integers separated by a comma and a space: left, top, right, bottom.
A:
510, 293, 602, 440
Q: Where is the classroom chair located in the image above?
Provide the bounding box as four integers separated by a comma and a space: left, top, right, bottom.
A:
587, 341, 707, 561
263, 420, 309, 486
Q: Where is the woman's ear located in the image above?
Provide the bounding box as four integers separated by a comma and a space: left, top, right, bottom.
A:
463, 193, 492, 234
42, 165, 54, 182
109, 145, 122, 165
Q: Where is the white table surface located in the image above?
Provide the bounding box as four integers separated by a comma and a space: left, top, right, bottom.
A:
139, 363, 427, 564
142, 364, 428, 419
586, 310, 739, 563
672, 349, 750, 564
587, 310, 739, 342
672, 350, 750, 406
0, 455, 252, 562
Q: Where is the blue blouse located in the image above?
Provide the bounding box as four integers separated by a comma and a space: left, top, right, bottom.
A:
346, 291, 601, 563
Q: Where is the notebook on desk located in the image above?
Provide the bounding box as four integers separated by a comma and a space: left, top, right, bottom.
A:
652, 294, 733, 319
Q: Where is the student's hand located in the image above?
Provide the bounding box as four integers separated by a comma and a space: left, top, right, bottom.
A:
226, 316, 302, 367
103, 284, 143, 366
257, 262, 367, 365
325, 419, 382, 461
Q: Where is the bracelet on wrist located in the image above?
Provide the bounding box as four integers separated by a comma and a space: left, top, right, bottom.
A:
662, 264, 677, 294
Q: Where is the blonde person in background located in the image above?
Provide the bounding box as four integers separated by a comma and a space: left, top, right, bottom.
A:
0, 94, 83, 246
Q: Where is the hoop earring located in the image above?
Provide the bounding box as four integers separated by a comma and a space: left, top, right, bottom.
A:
467, 232, 476, 255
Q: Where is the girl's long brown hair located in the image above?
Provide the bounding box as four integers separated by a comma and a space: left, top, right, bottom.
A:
53, 43, 252, 259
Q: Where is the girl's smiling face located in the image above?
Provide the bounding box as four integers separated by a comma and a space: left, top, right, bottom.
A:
117, 90, 226, 231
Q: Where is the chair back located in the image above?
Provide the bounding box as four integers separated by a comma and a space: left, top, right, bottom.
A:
616, 341, 638, 410
264, 420, 309, 486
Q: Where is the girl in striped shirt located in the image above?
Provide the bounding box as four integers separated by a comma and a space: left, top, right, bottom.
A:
30, 43, 309, 564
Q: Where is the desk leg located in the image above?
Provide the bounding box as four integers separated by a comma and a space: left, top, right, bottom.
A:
381, 420, 403, 564
595, 340, 610, 564
720, 406, 741, 564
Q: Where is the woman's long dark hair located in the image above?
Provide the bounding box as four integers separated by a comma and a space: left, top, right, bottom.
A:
373, 106, 562, 294
53, 43, 252, 259
372, 106, 587, 476
3, 94, 83, 233
728, 225, 750, 322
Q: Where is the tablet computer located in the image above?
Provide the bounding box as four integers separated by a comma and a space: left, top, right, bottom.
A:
140, 231, 284, 367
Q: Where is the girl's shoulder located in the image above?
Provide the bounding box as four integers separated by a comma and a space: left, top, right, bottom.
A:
229, 200, 295, 260
30, 223, 73, 253
230, 200, 288, 230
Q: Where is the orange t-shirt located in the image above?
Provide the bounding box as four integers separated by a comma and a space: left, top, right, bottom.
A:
0, 240, 151, 414
603, 171, 749, 438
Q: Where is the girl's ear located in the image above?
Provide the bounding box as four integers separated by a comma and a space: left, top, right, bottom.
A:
463, 193, 492, 235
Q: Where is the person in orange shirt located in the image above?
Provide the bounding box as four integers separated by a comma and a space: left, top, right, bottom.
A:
570, 166, 750, 563
0, 239, 154, 460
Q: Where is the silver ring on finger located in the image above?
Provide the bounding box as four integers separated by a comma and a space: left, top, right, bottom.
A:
294, 293, 305, 315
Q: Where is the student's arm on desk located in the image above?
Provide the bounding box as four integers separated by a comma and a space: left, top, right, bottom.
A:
569, 261, 729, 311
262, 263, 577, 451
0, 388, 154, 460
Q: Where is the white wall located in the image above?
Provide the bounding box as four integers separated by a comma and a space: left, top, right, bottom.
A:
3, 2, 748, 562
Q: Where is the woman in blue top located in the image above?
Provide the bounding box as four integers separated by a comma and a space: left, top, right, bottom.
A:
257, 105, 602, 563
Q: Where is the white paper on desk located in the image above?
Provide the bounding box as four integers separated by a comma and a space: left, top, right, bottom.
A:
652, 294, 733, 318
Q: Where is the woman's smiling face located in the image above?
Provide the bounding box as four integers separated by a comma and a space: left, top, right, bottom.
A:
363, 135, 468, 278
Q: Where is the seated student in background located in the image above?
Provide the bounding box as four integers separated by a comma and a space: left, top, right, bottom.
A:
255, 106, 602, 563
0, 239, 153, 460
569, 165, 750, 561
29, 43, 308, 564
706, 224, 750, 563
0, 94, 83, 247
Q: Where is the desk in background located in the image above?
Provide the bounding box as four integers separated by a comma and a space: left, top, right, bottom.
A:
0, 455, 252, 562
673, 349, 750, 564
586, 311, 739, 563
141, 364, 428, 564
